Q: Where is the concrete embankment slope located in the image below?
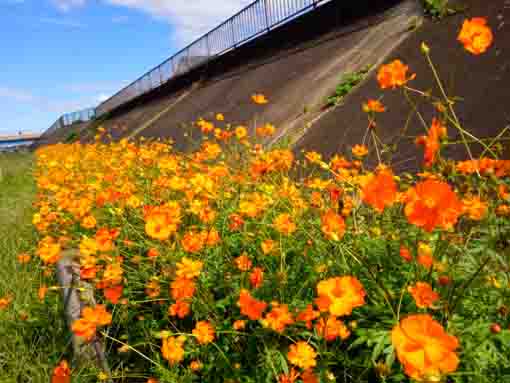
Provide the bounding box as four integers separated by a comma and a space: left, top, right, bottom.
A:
295, 0, 510, 171
37, 121, 90, 147
63, 0, 422, 148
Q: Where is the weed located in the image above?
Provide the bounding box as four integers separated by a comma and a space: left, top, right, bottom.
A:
325, 66, 371, 107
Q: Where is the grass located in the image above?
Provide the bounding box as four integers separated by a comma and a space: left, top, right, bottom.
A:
0, 151, 74, 382
325, 66, 371, 107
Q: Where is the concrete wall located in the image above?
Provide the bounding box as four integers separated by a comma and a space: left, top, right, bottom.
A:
62, 0, 421, 150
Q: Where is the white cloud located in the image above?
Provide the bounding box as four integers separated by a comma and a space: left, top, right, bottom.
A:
51, 0, 86, 12
104, 0, 253, 46
49, 1, 255, 46
96, 93, 110, 103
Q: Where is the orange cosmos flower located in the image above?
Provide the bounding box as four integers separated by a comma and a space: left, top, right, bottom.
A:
278, 368, 300, 383
400, 245, 413, 262
392, 314, 459, 381
305, 151, 322, 164
181, 231, 206, 253
145, 213, 174, 241
377, 60, 415, 89
361, 169, 398, 212
171, 277, 196, 300
192, 321, 215, 344
162, 336, 186, 365
497, 204, 510, 216
147, 247, 159, 258
498, 185, 509, 201
301, 370, 319, 383
0, 296, 12, 310
458, 17, 493, 55
256, 123, 275, 137
415, 118, 447, 167
95, 228, 119, 252
261, 303, 294, 333
351, 144, 369, 158
72, 305, 112, 341
237, 289, 267, 320
417, 243, 435, 270
103, 285, 123, 304
51, 360, 71, 383
197, 118, 214, 133
404, 180, 463, 232
234, 254, 252, 271
261, 239, 275, 255
462, 196, 488, 220
228, 213, 244, 231
205, 228, 221, 246
287, 342, 317, 370
102, 263, 123, 286
169, 299, 191, 318
456, 159, 479, 174
252, 93, 268, 104
235, 126, 248, 140
190, 360, 203, 371
408, 282, 440, 309
363, 99, 386, 113
233, 320, 246, 330
37, 236, 61, 264
81, 215, 97, 229
320, 209, 346, 241
249, 267, 264, 288
315, 316, 351, 341
315, 276, 366, 317
273, 213, 297, 235
201, 141, 222, 159
145, 279, 161, 298
17, 253, 31, 264
176, 257, 203, 279
296, 304, 320, 329
216, 113, 225, 121
38, 285, 49, 301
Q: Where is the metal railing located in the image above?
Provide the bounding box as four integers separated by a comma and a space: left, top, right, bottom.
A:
45, 107, 96, 136
96, 0, 331, 117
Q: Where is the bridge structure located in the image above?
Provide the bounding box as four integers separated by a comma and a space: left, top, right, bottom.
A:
41, 0, 333, 138
0, 134, 41, 149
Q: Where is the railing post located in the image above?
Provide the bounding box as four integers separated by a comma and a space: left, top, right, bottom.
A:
206, 33, 211, 58
230, 18, 236, 47
264, 0, 271, 32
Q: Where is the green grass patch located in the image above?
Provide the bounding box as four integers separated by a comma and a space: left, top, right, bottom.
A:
0, 152, 77, 382
325, 66, 371, 107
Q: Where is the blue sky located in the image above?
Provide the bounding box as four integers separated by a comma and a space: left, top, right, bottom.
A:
0, 0, 251, 135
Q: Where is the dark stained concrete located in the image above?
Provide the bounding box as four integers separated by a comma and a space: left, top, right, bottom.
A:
295, 0, 510, 171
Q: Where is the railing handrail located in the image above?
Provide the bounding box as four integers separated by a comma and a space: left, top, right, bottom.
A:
44, 107, 97, 136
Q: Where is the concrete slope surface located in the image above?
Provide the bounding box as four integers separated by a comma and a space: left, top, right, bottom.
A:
40, 0, 420, 149
134, 0, 421, 149
295, 0, 510, 171
37, 121, 89, 147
